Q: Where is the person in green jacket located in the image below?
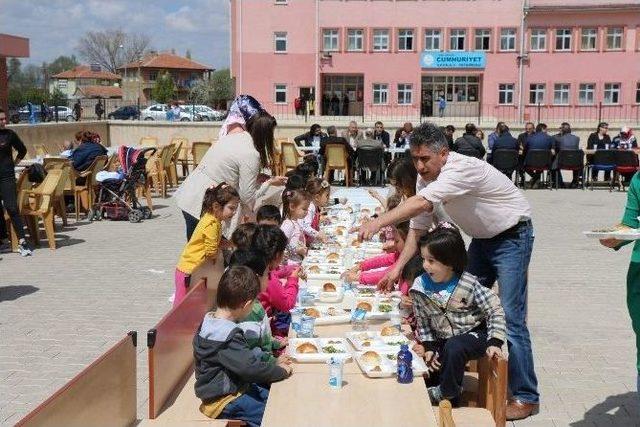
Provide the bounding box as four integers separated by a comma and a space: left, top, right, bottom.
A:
600, 171, 640, 394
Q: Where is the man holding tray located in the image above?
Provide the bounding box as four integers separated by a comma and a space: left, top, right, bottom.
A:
356, 122, 539, 421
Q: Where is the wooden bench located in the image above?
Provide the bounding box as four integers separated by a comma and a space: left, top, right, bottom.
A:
15, 332, 138, 427
141, 279, 243, 427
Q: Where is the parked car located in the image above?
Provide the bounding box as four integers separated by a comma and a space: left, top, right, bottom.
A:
49, 106, 75, 122
141, 104, 168, 121
17, 105, 47, 123
108, 106, 140, 120
190, 105, 226, 121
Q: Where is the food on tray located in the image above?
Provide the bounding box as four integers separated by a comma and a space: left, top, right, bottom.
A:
351, 240, 361, 247
380, 326, 401, 336
335, 226, 346, 235
323, 282, 337, 292
355, 333, 370, 340
361, 351, 382, 366
371, 365, 382, 372
378, 303, 393, 313
303, 308, 321, 318
361, 208, 371, 215
385, 340, 408, 346
326, 307, 345, 316
356, 301, 373, 312
322, 345, 345, 354
357, 288, 375, 296
296, 342, 318, 353
361, 340, 372, 347
308, 265, 321, 273
327, 340, 342, 344
327, 252, 340, 262
386, 354, 398, 361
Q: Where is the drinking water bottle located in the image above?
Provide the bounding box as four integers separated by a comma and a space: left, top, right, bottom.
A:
397, 343, 413, 384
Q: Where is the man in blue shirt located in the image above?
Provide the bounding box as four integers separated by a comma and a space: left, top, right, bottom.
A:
489, 123, 519, 179
523, 123, 554, 188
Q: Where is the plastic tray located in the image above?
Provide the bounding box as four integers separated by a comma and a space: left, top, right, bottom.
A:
297, 306, 352, 325
345, 330, 411, 351
583, 229, 640, 240
288, 338, 352, 363
353, 297, 400, 320
354, 349, 428, 378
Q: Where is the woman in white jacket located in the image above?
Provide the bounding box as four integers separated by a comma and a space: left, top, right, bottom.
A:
174, 95, 284, 240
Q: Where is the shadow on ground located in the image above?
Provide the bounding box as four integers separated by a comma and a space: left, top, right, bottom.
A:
570, 392, 640, 426
0, 285, 39, 302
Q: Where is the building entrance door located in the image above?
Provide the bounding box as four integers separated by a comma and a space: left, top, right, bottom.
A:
421, 75, 480, 118
299, 87, 315, 115
321, 74, 364, 116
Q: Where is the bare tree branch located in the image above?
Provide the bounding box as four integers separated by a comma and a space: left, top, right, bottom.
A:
77, 29, 151, 73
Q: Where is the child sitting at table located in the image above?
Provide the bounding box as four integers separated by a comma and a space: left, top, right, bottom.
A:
256, 204, 282, 226
410, 222, 506, 405
252, 225, 300, 338
299, 178, 331, 244
343, 221, 409, 286
231, 223, 258, 251
229, 249, 289, 364
174, 183, 239, 307
194, 266, 292, 427
280, 189, 311, 263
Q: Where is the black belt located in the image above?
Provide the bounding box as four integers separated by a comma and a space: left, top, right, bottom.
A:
493, 219, 532, 240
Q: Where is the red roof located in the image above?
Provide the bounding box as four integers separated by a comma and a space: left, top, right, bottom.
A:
117, 52, 212, 71
53, 65, 121, 80
75, 85, 123, 99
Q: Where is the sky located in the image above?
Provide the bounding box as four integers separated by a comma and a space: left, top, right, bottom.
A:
0, 0, 230, 69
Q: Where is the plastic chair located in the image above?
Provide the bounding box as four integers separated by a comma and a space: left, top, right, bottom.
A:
168, 140, 184, 186
522, 149, 552, 189
586, 150, 616, 191
324, 143, 352, 186
140, 136, 158, 148
614, 150, 639, 191
33, 144, 49, 158
73, 155, 108, 221
191, 141, 212, 168
147, 145, 171, 198
490, 149, 519, 182
356, 146, 385, 186
19, 169, 63, 249
554, 149, 584, 189
280, 141, 304, 173
4, 169, 32, 252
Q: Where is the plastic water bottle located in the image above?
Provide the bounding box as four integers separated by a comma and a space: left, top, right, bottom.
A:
397, 343, 413, 384
327, 357, 344, 389
291, 309, 302, 333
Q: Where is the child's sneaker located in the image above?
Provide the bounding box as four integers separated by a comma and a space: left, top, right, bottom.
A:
427, 386, 443, 404
17, 239, 33, 257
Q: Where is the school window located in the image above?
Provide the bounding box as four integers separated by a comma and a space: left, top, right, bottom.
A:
323, 29, 339, 51
397, 84, 412, 105
530, 29, 546, 51
498, 84, 514, 105
373, 83, 389, 104
274, 0, 287, 3
529, 84, 545, 104
274, 84, 287, 103
347, 29, 364, 51
553, 84, 570, 105
555, 28, 572, 51
636, 83, 640, 104
581, 28, 597, 50
372, 29, 389, 51
606, 27, 623, 50
604, 83, 621, 104
450, 29, 466, 51
500, 28, 517, 51
474, 29, 491, 51
424, 29, 441, 51
398, 29, 414, 51
274, 32, 287, 53
578, 83, 595, 105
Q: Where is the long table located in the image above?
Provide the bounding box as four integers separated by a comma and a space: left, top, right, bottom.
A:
262, 319, 438, 427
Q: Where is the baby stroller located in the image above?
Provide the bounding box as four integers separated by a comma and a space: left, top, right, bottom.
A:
93, 146, 156, 223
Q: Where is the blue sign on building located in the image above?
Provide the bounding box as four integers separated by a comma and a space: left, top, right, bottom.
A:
420, 52, 486, 69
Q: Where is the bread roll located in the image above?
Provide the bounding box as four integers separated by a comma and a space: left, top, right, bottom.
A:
303, 307, 321, 318
356, 301, 373, 312
308, 265, 321, 273
323, 282, 337, 292
361, 351, 382, 366
380, 326, 400, 336
296, 342, 318, 353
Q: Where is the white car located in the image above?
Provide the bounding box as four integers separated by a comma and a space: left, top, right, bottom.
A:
141, 104, 197, 121
50, 106, 75, 121
188, 105, 226, 121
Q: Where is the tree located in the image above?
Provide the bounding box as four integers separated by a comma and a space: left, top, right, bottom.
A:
77, 29, 151, 73
47, 55, 80, 75
7, 58, 21, 82
189, 69, 235, 109
152, 72, 175, 104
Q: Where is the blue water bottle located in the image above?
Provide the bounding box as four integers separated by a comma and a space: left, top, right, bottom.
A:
397, 343, 413, 384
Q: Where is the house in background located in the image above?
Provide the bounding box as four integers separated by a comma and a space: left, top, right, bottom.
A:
49, 64, 122, 100
116, 51, 213, 104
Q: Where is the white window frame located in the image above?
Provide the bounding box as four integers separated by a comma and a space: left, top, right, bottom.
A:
530, 29, 546, 51
274, 32, 287, 53
372, 29, 389, 52
347, 29, 364, 52
274, 84, 287, 104
553, 83, 570, 105
500, 28, 517, 51
424, 29, 441, 51
398, 29, 414, 51
474, 29, 491, 51
606, 27, 623, 50
529, 83, 546, 105
373, 83, 389, 105
604, 83, 621, 105
323, 29, 339, 52
555, 28, 572, 51
450, 29, 466, 51
581, 28, 597, 51
578, 83, 595, 105
397, 84, 412, 105
498, 83, 515, 105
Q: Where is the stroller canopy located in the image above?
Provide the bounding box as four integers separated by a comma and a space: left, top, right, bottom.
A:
118, 146, 156, 174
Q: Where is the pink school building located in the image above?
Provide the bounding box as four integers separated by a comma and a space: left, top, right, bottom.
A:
230, 0, 640, 123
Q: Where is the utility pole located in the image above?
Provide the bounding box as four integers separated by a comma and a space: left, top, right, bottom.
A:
517, 0, 529, 124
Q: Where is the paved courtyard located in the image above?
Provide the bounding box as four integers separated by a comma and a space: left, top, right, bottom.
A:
0, 188, 639, 426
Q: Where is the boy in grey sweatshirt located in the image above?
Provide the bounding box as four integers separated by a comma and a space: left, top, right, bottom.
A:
193, 266, 292, 427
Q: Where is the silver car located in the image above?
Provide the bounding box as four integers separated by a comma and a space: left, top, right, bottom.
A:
142, 104, 198, 121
